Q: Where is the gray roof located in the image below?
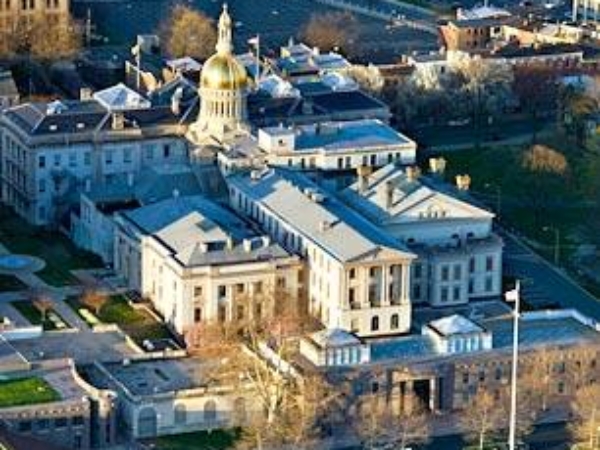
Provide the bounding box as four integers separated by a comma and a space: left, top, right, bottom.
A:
370, 311, 600, 363
228, 168, 414, 263
262, 119, 412, 154
341, 163, 493, 225
123, 195, 291, 267
0, 71, 18, 98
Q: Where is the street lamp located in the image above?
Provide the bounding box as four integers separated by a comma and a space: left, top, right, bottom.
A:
542, 226, 560, 266
484, 183, 502, 219
505, 281, 521, 450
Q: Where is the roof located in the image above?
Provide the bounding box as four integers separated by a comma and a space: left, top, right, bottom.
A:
427, 314, 485, 336
166, 56, 202, 73
93, 83, 151, 111
340, 163, 493, 225
122, 195, 291, 267
369, 310, 600, 363
0, 71, 18, 98
228, 168, 415, 263
309, 329, 362, 349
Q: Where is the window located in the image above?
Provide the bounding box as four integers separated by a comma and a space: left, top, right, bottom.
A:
54, 417, 68, 428
557, 381, 565, 394
413, 284, 421, 300
469, 257, 475, 273
145, 145, 154, 160
485, 276, 493, 292
72, 416, 84, 426
371, 316, 379, 331
163, 144, 171, 158
38, 155, 46, 168
468, 279, 474, 294
194, 286, 203, 297
218, 305, 227, 322
277, 277, 286, 288
218, 285, 227, 298
255, 303, 262, 319
495, 366, 502, 381
371, 381, 379, 393
68, 152, 76, 167
237, 305, 244, 320
479, 370, 485, 382
194, 307, 202, 322
438, 265, 450, 283
84, 152, 91, 166
349, 268, 356, 279
441, 287, 449, 302
486, 256, 494, 272
413, 263, 422, 279
391, 314, 399, 329
123, 148, 132, 163
453, 264, 462, 280
105, 150, 113, 165
235, 283, 244, 294
348, 288, 357, 307
18, 421, 31, 432
254, 281, 263, 293
53, 153, 61, 167
462, 372, 469, 384
453, 286, 461, 301
37, 418, 49, 430
38, 179, 46, 193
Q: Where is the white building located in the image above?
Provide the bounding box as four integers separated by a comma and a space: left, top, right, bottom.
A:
340, 163, 503, 306
422, 314, 492, 354
227, 168, 416, 337
0, 83, 188, 225
218, 119, 417, 174
113, 195, 302, 334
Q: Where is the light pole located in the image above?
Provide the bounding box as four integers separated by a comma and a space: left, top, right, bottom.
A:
542, 226, 560, 266
484, 182, 502, 219
505, 281, 521, 450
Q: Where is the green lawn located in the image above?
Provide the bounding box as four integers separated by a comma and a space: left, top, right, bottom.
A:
67, 295, 173, 344
10, 300, 65, 330
152, 429, 240, 450
0, 206, 101, 286
0, 377, 60, 408
0, 274, 27, 291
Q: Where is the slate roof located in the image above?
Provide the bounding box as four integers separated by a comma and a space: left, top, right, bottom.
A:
122, 195, 291, 267
228, 168, 415, 263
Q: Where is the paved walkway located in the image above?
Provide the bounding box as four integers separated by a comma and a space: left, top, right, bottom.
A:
0, 240, 90, 331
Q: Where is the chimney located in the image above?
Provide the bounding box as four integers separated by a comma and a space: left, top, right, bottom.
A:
382, 180, 394, 210
356, 165, 372, 194
112, 113, 125, 130
319, 220, 332, 232
455, 174, 471, 191
429, 157, 447, 176
261, 235, 271, 247
226, 236, 234, 250
406, 166, 421, 182
243, 239, 253, 253
80, 88, 93, 101
171, 87, 183, 116
127, 173, 134, 187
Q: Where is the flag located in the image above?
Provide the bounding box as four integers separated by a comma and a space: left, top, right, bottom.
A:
504, 281, 520, 302
248, 35, 259, 47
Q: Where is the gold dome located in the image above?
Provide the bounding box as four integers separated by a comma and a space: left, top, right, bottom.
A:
201, 54, 248, 90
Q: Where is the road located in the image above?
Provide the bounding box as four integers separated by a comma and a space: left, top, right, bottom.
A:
502, 229, 600, 320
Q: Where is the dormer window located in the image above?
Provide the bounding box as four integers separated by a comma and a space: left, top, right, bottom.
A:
49, 124, 58, 132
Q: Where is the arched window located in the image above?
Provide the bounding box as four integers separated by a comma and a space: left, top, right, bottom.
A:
204, 400, 217, 424
174, 404, 186, 425
371, 316, 379, 331
137, 407, 157, 438
391, 314, 399, 330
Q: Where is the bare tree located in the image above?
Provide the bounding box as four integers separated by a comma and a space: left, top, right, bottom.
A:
460, 388, 505, 450
29, 15, 82, 60
33, 297, 53, 322
354, 391, 394, 449
160, 5, 217, 61
302, 12, 357, 53
570, 383, 600, 450
81, 290, 108, 316
393, 400, 430, 450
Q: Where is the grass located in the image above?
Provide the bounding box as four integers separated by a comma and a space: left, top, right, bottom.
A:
66, 295, 173, 344
0, 274, 27, 291
0, 377, 60, 408
10, 300, 64, 330
152, 429, 240, 450
0, 205, 102, 286
440, 138, 600, 297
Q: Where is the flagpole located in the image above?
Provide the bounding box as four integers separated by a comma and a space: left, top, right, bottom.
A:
255, 34, 260, 87
508, 280, 521, 450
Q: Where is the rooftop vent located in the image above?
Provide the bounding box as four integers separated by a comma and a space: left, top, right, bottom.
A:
112, 113, 125, 130
406, 166, 421, 182
319, 220, 333, 232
